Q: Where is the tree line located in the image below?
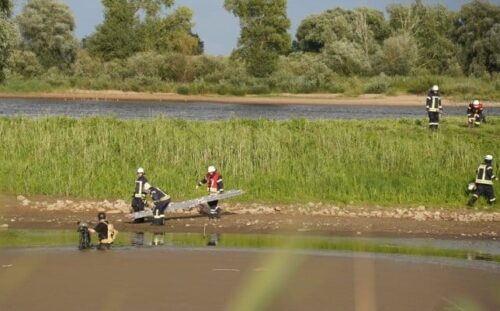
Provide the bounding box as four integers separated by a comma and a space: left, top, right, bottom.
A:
0, 0, 499, 95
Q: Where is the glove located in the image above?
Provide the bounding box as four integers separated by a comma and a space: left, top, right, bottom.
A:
218, 189, 224, 194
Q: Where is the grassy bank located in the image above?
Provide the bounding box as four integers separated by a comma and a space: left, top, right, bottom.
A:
1, 74, 499, 101
0, 116, 498, 207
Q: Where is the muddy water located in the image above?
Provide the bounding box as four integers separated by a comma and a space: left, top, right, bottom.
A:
1, 98, 500, 120
1, 229, 499, 310
1, 246, 499, 311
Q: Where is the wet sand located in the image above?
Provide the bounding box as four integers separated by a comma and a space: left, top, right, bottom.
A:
1, 90, 499, 107
0, 247, 499, 311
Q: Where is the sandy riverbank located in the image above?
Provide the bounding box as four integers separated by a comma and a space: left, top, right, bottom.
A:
1, 90, 499, 107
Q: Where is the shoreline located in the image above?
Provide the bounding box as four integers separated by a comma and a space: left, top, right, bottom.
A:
1, 90, 499, 107
3, 195, 499, 240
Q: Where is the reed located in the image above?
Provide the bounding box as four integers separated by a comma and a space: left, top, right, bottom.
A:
0, 116, 498, 207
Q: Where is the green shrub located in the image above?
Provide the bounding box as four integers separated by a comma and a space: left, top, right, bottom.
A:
176, 85, 190, 95
364, 77, 390, 94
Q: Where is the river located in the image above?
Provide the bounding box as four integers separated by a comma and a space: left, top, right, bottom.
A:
1, 98, 499, 120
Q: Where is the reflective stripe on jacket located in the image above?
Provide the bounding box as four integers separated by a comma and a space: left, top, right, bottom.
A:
475, 164, 494, 185
427, 95, 442, 112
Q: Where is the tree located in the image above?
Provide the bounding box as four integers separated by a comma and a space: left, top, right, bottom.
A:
0, 0, 16, 81
1, 0, 12, 16
293, 8, 388, 75
140, 5, 202, 55
387, 0, 458, 74
294, 8, 389, 53
375, 32, 418, 75
452, 0, 500, 75
85, 0, 140, 61
86, 0, 202, 60
224, 0, 291, 77
17, 0, 79, 70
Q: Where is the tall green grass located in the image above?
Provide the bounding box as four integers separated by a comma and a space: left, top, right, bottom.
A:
0, 116, 498, 206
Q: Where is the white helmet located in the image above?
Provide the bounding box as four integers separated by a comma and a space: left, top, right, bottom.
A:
472, 100, 479, 107
431, 85, 439, 92
207, 166, 216, 173
485, 155, 493, 161
137, 167, 145, 174
467, 182, 476, 192
143, 182, 151, 191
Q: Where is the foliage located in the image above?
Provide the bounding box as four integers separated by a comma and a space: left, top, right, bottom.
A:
0, 10, 17, 81
7, 49, 42, 77
452, 0, 500, 75
224, 0, 291, 77
0, 0, 16, 81
140, 6, 201, 55
0, 117, 498, 207
16, 0, 79, 70
387, 1, 459, 74
295, 8, 389, 54
86, 0, 201, 61
374, 32, 418, 75
322, 39, 372, 75
0, 0, 11, 16
85, 0, 140, 60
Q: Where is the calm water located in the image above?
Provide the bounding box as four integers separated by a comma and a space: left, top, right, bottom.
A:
1, 98, 499, 120
1, 229, 499, 263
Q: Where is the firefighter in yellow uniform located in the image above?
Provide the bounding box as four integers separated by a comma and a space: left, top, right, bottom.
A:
426, 85, 442, 130
468, 155, 497, 207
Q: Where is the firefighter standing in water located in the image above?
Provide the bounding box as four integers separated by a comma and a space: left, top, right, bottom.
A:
88, 212, 118, 250
467, 99, 486, 127
426, 85, 443, 130
144, 183, 171, 225
197, 166, 224, 219
468, 155, 497, 207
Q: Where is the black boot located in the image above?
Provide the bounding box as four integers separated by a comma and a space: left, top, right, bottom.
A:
467, 196, 477, 208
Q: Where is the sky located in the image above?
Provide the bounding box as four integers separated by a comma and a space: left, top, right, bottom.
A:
15, 0, 495, 56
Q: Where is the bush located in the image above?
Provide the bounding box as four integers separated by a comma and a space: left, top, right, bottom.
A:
364, 76, 391, 94
125, 52, 164, 78
176, 85, 190, 95
406, 76, 440, 94
248, 84, 270, 95
7, 50, 42, 78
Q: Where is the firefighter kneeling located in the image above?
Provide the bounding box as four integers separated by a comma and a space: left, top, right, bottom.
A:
145, 184, 171, 225
467, 100, 486, 128
468, 155, 497, 207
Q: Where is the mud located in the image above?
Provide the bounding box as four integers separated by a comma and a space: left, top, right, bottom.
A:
1, 195, 499, 240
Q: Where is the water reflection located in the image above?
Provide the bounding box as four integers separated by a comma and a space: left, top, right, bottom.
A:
207, 233, 220, 246
1, 229, 499, 263
131, 232, 145, 246
131, 232, 166, 247
152, 232, 165, 246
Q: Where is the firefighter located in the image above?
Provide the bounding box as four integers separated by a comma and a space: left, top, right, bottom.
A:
131, 167, 150, 216
467, 155, 497, 207
144, 183, 171, 225
426, 85, 442, 130
197, 166, 224, 219
89, 212, 118, 250
467, 99, 485, 127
